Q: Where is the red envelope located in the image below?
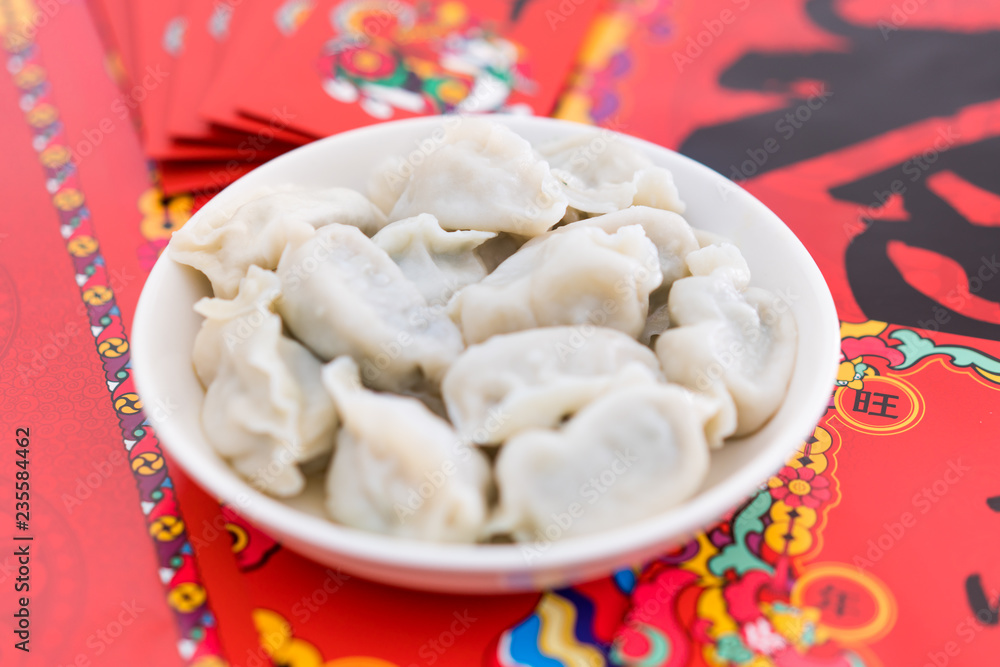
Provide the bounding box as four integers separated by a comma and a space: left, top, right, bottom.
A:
234, 0, 603, 137
200, 0, 326, 144
153, 138, 289, 162
166, 0, 243, 141
130, 0, 184, 156
88, 0, 134, 81
159, 157, 268, 195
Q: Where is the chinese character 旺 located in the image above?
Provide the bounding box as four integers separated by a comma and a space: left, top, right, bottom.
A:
852, 390, 871, 413
851, 390, 899, 418
869, 392, 899, 419
818, 584, 858, 618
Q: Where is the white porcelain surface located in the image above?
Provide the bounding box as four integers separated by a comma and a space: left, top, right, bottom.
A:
131, 115, 840, 594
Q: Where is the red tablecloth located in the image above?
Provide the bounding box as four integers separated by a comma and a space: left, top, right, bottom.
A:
3, 0, 1000, 665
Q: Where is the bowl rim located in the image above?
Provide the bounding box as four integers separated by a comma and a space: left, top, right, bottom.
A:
133, 114, 841, 579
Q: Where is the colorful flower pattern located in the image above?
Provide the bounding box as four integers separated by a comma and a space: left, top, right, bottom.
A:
137, 182, 193, 271
318, 0, 530, 119
769, 467, 832, 510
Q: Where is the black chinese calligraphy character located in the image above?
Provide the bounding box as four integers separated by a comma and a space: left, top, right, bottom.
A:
671, 0, 1000, 340
832, 137, 1000, 341
679, 0, 1000, 175
965, 497, 1000, 626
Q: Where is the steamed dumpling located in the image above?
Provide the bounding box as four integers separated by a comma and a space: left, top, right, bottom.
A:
322, 357, 490, 542
449, 224, 662, 345
489, 384, 712, 541
192, 265, 283, 386
171, 186, 388, 298
193, 267, 337, 497
539, 132, 686, 217
564, 206, 699, 289
387, 119, 569, 236
367, 155, 409, 215
557, 206, 699, 319
371, 213, 495, 306
276, 223, 464, 390
442, 326, 664, 445
655, 243, 797, 446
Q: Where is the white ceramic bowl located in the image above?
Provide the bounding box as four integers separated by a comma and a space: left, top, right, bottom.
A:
132, 115, 839, 594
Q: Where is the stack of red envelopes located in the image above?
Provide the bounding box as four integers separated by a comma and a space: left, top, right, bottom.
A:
90, 0, 601, 194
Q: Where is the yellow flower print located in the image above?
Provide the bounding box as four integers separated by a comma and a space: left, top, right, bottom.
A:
13, 63, 45, 89
26, 103, 58, 128
131, 452, 165, 476
255, 609, 322, 667
53, 188, 84, 211
98, 337, 128, 358
83, 285, 112, 305
67, 236, 98, 257
168, 582, 207, 613
40, 145, 72, 169
138, 186, 193, 242
253, 609, 401, 667
150, 515, 186, 542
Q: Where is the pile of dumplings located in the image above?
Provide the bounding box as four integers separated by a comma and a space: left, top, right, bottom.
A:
169, 119, 797, 545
